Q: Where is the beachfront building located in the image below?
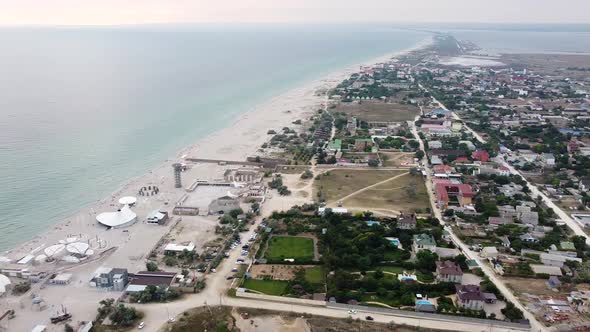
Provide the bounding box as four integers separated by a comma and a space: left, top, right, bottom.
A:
126, 271, 177, 294
96, 204, 137, 228
147, 209, 169, 225
90, 267, 129, 291
208, 196, 240, 215
164, 242, 196, 255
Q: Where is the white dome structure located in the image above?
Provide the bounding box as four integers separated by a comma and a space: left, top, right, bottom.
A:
66, 242, 89, 256
118, 196, 137, 206
44, 244, 66, 258
0, 274, 11, 295
96, 205, 137, 228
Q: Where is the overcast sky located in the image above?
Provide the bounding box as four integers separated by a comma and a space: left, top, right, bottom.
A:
1, 0, 590, 26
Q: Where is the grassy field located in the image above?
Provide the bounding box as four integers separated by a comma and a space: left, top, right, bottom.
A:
342, 172, 430, 212
378, 266, 405, 274
265, 236, 314, 261
305, 266, 325, 284
333, 101, 419, 122
314, 169, 406, 203
242, 279, 289, 296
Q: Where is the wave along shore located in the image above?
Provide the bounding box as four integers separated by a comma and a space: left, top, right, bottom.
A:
1, 35, 433, 258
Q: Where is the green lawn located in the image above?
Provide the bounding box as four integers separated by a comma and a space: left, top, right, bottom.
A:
242, 279, 288, 296
305, 266, 325, 284
382, 249, 408, 262
265, 236, 314, 261
377, 266, 404, 274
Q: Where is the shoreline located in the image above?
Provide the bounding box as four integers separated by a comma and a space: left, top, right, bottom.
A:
1, 35, 434, 257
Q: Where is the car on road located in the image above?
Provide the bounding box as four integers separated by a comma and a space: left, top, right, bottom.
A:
138, 322, 145, 329
365, 316, 374, 321
347, 310, 357, 314
210, 268, 216, 273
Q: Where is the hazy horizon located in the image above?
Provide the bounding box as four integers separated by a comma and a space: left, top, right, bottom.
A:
1, 0, 590, 26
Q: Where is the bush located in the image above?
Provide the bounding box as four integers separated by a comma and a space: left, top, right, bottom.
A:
146, 261, 158, 271
301, 170, 313, 179
109, 304, 140, 327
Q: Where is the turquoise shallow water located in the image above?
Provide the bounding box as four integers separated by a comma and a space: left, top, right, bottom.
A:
0, 24, 430, 251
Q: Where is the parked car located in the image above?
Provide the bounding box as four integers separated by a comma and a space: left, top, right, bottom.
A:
365, 316, 374, 321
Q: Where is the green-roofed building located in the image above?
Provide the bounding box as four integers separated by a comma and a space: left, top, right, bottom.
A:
327, 139, 342, 152
560, 241, 576, 251
412, 233, 436, 253
466, 259, 479, 270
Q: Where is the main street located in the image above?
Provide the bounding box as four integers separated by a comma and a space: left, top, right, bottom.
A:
410, 117, 547, 332
425, 84, 590, 245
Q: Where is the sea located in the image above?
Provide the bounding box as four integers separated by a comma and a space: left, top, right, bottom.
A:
1, 24, 590, 252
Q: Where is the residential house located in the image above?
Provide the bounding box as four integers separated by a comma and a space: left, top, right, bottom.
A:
541, 153, 556, 167
455, 285, 489, 310
471, 150, 490, 163
412, 234, 436, 253
397, 213, 417, 230
436, 260, 463, 283
488, 217, 514, 230
481, 246, 498, 259
541, 253, 582, 268
428, 140, 443, 149
579, 179, 590, 193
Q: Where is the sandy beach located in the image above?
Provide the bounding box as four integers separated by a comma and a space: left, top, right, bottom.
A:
0, 36, 432, 332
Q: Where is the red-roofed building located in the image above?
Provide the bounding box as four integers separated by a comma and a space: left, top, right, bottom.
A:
498, 166, 510, 177
471, 150, 490, 162
568, 140, 579, 153
435, 183, 474, 209
454, 157, 470, 164
433, 164, 454, 175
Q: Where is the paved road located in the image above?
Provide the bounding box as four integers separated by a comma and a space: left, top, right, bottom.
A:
411, 93, 548, 332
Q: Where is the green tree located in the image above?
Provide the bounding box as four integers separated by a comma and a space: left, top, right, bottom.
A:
146, 261, 158, 271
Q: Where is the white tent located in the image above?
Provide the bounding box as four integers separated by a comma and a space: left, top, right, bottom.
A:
0, 274, 11, 295
66, 242, 89, 255
96, 205, 137, 228
44, 244, 66, 258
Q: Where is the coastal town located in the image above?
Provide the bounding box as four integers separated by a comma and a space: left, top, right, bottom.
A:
2, 34, 590, 332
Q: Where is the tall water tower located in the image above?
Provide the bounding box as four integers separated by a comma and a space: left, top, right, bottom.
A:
172, 163, 183, 188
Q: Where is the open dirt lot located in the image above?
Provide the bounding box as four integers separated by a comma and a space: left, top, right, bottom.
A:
380, 152, 416, 167
342, 173, 429, 213
333, 101, 420, 122
314, 169, 406, 204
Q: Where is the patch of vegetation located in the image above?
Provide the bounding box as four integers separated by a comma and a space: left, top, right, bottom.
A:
242, 279, 289, 296
265, 236, 314, 261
